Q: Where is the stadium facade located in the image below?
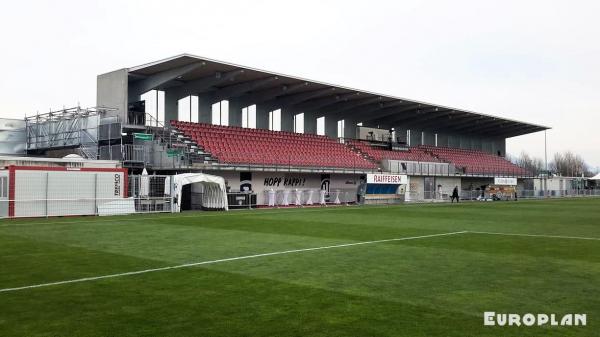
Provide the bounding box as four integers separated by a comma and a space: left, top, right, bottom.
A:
5, 54, 554, 209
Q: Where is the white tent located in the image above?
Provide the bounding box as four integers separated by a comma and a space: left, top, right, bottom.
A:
172, 173, 228, 211
589, 173, 600, 180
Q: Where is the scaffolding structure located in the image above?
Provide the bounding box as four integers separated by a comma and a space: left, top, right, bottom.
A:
25, 106, 118, 159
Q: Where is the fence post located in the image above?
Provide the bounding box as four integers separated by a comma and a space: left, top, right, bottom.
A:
45, 172, 49, 218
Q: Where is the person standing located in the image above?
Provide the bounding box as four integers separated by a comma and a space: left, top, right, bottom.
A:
356, 179, 367, 205
451, 186, 460, 203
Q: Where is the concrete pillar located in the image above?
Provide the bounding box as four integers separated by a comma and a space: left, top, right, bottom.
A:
394, 127, 408, 144
325, 116, 338, 139
197, 94, 212, 123
409, 129, 422, 146
164, 91, 179, 123
256, 105, 269, 129
304, 112, 317, 135
280, 108, 294, 132
228, 98, 243, 127
437, 133, 449, 147
343, 119, 358, 139
423, 130, 435, 145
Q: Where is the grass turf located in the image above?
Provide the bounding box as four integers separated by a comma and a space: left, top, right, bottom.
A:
0, 198, 599, 336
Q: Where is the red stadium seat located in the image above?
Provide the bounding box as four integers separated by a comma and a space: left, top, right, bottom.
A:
171, 122, 378, 169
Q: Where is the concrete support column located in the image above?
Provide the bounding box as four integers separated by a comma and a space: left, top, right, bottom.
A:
228, 98, 243, 127
437, 132, 449, 147
394, 127, 408, 144
303, 112, 318, 135
164, 91, 179, 123
423, 130, 435, 145
325, 116, 338, 139
409, 129, 422, 146
197, 94, 212, 123
280, 108, 294, 132
343, 118, 358, 139
255, 105, 270, 129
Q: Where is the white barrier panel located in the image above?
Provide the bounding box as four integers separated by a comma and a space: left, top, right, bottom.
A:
4, 166, 127, 218
97, 198, 136, 216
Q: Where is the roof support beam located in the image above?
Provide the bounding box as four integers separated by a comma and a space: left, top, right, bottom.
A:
438, 116, 488, 132
468, 121, 519, 134
308, 96, 384, 116
365, 104, 426, 126
453, 119, 508, 133
236, 81, 310, 107
399, 109, 455, 128
262, 87, 337, 110
128, 62, 206, 100
378, 107, 446, 127
209, 76, 280, 102
410, 112, 471, 130
168, 69, 246, 100
357, 101, 425, 122
326, 100, 407, 122
292, 92, 361, 112
507, 127, 545, 138
487, 125, 541, 138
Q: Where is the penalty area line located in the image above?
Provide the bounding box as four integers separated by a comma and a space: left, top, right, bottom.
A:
0, 231, 467, 293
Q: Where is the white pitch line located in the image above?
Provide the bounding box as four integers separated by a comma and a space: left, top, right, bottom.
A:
0, 201, 464, 228
0, 231, 466, 293
468, 231, 600, 241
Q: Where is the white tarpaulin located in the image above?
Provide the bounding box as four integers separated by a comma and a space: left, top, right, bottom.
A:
172, 173, 228, 211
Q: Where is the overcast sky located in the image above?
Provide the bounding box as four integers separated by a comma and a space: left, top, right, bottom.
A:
0, 0, 598, 168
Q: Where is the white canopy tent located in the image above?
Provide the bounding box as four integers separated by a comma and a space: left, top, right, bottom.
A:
170, 173, 228, 211
589, 173, 600, 180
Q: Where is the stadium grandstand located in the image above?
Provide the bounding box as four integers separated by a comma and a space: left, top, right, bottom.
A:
1, 53, 555, 214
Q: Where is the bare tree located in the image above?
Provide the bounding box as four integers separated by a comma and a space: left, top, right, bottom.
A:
550, 151, 589, 177
511, 151, 544, 175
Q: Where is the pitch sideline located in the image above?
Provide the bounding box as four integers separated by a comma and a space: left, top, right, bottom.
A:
468, 231, 600, 241
0, 231, 467, 293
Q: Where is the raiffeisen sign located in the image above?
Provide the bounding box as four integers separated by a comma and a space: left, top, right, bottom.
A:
494, 177, 518, 186
366, 174, 408, 184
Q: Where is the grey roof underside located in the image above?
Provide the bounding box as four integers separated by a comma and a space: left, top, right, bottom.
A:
127, 54, 549, 138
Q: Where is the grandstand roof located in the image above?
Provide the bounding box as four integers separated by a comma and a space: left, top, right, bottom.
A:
127, 54, 549, 138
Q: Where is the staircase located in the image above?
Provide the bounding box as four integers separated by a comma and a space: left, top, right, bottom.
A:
344, 140, 380, 166
420, 148, 442, 161
79, 143, 98, 159
143, 115, 217, 165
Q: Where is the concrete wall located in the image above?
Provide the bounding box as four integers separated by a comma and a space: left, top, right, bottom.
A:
435, 177, 462, 196
97, 69, 128, 122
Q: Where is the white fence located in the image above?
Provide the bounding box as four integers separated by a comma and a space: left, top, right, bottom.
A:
0, 174, 174, 219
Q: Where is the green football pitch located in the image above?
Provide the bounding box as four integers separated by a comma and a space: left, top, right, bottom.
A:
1, 198, 599, 337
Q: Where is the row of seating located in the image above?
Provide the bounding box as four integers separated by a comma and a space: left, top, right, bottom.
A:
172, 121, 378, 169
171, 121, 529, 175
419, 145, 529, 176
348, 140, 441, 163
